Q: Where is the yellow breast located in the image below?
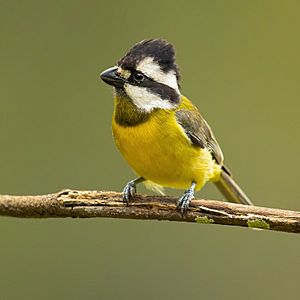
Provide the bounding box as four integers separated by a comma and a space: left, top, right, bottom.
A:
112, 96, 221, 190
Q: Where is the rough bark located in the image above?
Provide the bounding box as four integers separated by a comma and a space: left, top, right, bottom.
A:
0, 190, 299, 233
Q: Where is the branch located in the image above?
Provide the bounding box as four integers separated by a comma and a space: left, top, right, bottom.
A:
0, 189, 299, 233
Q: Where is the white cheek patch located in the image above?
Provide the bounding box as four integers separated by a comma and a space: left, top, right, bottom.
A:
124, 84, 176, 112
136, 57, 179, 93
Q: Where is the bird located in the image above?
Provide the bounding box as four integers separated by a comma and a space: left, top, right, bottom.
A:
100, 38, 253, 212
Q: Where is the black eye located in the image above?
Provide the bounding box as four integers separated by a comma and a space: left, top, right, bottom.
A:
133, 72, 144, 83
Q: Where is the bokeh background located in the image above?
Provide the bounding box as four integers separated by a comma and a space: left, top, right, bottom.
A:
0, 1, 299, 299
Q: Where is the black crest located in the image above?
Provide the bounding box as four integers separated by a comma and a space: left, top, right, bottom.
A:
118, 39, 180, 80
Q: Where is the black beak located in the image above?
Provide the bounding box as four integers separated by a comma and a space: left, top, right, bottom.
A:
100, 66, 125, 88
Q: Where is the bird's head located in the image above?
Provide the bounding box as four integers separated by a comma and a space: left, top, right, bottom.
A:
100, 39, 181, 112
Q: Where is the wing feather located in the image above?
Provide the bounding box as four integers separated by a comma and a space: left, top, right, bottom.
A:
175, 109, 224, 166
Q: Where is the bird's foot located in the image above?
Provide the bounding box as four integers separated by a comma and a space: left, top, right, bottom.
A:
177, 182, 196, 214
122, 180, 136, 204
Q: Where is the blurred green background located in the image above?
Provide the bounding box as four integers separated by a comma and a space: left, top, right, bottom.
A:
0, 1, 299, 299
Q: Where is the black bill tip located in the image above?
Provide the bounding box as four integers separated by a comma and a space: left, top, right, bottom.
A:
100, 66, 125, 88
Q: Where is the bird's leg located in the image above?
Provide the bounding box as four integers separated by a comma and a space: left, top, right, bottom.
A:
177, 182, 196, 213
122, 177, 145, 204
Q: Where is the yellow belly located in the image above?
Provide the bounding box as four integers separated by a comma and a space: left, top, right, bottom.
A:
112, 108, 221, 191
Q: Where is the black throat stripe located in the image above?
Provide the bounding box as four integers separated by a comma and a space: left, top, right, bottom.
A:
114, 90, 152, 127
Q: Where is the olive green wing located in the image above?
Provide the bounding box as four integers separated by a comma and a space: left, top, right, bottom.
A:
176, 108, 253, 205
175, 109, 224, 166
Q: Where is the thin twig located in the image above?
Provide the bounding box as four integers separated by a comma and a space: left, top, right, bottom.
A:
0, 189, 299, 233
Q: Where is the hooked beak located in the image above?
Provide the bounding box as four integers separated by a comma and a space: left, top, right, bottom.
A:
100, 66, 125, 88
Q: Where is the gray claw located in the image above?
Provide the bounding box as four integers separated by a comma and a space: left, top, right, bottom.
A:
177, 189, 195, 213
122, 181, 136, 204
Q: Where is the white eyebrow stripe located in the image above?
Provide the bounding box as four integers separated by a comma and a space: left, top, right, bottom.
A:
136, 57, 179, 93
124, 84, 176, 112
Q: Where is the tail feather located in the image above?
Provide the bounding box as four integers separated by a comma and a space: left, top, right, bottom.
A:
214, 168, 253, 206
